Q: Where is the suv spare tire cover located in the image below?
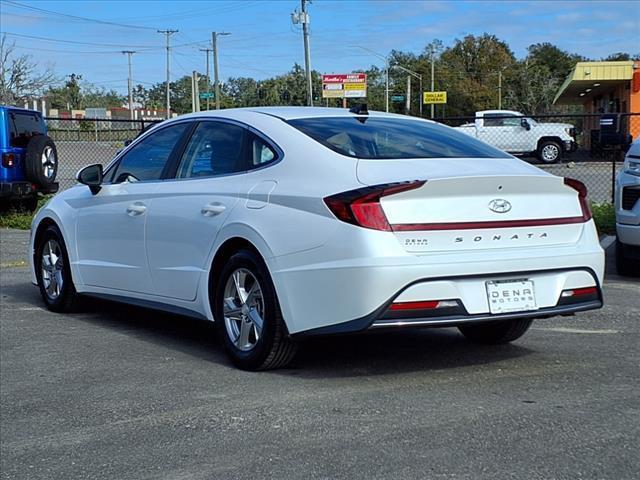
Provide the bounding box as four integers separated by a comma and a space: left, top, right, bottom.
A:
25, 135, 58, 185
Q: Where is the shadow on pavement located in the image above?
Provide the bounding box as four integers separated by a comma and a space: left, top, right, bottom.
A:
7, 277, 532, 376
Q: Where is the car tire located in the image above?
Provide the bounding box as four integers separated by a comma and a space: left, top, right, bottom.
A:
214, 249, 297, 370
35, 224, 80, 312
458, 318, 533, 344
537, 140, 561, 163
25, 135, 58, 186
615, 238, 640, 277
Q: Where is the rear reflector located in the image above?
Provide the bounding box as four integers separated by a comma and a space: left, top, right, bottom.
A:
2, 153, 15, 167
561, 286, 598, 298
324, 180, 425, 231
389, 300, 458, 311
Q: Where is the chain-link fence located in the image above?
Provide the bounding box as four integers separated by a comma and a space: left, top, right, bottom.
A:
45, 117, 156, 190
45, 113, 638, 203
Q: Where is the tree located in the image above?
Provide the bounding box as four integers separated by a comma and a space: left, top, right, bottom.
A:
602, 52, 634, 61
0, 35, 56, 105
438, 34, 516, 116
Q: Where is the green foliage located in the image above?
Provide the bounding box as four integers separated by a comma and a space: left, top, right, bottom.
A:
591, 202, 616, 235
48, 73, 124, 110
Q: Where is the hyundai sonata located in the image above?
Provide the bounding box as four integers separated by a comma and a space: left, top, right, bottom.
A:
30, 107, 604, 370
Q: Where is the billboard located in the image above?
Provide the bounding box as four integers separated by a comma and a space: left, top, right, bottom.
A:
322, 74, 367, 99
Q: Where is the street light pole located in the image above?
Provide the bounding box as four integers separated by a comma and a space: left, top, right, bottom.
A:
351, 45, 389, 112
392, 64, 423, 117
212, 31, 230, 110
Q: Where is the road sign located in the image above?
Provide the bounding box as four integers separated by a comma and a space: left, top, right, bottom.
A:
423, 91, 447, 104
322, 73, 367, 99
391, 95, 405, 102
199, 92, 215, 99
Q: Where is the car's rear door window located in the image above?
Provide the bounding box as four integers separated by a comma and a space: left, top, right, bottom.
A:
9, 112, 45, 148
110, 123, 189, 183
288, 116, 511, 159
176, 121, 246, 178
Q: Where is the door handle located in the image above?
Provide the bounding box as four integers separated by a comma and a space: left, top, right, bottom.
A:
201, 203, 226, 217
126, 203, 147, 216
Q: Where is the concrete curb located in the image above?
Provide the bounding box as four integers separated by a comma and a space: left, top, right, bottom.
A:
600, 235, 616, 250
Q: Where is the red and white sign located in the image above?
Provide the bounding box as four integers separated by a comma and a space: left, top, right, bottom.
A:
322, 73, 367, 98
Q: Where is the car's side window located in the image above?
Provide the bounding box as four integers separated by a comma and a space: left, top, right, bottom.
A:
177, 121, 245, 179
249, 133, 278, 169
9, 112, 44, 148
110, 123, 188, 183
484, 114, 505, 127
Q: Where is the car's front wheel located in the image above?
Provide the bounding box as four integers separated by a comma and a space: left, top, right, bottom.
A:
35, 224, 80, 312
458, 318, 533, 344
537, 140, 562, 163
214, 249, 297, 370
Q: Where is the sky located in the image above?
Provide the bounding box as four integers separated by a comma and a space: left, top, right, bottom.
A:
1, 0, 639, 94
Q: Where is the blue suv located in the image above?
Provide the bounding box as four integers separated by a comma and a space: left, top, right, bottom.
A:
1, 106, 59, 211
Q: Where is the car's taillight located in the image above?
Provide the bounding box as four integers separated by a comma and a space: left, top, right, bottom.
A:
564, 178, 592, 221
2, 153, 15, 168
324, 180, 426, 231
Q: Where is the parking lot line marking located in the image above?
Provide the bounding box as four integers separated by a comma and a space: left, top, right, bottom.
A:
534, 327, 619, 334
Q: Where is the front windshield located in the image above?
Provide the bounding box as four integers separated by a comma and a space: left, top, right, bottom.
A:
288, 116, 512, 159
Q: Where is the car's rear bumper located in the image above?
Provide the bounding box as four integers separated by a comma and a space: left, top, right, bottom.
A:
274, 222, 604, 335
0, 181, 58, 198
291, 267, 602, 337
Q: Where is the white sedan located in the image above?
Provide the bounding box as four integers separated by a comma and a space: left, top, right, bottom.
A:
29, 107, 604, 370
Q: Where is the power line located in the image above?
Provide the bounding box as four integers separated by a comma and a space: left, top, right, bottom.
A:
2, 0, 158, 30
0, 31, 161, 49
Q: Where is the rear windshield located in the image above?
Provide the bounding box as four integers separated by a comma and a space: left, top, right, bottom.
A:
287, 116, 511, 159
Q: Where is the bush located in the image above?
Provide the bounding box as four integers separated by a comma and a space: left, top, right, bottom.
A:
591, 202, 616, 235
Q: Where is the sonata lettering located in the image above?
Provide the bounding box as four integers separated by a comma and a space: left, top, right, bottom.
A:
452, 232, 548, 244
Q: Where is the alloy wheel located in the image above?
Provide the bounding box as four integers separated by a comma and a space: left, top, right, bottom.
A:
542, 144, 559, 162
41, 146, 57, 180
41, 239, 64, 300
222, 268, 265, 351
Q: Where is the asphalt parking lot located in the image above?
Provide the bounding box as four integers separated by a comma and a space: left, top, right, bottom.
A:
1, 229, 638, 480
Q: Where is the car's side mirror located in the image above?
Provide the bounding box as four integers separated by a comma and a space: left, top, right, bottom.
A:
521, 118, 531, 131
76, 163, 103, 194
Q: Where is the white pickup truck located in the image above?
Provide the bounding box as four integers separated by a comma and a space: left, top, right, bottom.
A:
454, 110, 576, 163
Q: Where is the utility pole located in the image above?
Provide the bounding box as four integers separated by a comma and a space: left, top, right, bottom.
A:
199, 48, 212, 110
430, 44, 435, 119
301, 0, 313, 106
405, 75, 411, 115
212, 32, 230, 110
498, 70, 503, 110
122, 51, 135, 119
192, 71, 200, 112
158, 29, 178, 119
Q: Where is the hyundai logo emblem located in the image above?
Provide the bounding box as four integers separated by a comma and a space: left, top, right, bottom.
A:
488, 198, 512, 213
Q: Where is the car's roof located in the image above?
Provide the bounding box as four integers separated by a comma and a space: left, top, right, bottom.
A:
174, 106, 432, 122
0, 105, 43, 115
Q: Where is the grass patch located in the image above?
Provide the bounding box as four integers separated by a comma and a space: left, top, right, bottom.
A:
0, 196, 52, 230
591, 202, 616, 235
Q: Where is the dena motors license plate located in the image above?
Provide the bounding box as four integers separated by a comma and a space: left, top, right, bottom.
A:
486, 280, 538, 314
